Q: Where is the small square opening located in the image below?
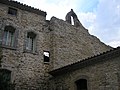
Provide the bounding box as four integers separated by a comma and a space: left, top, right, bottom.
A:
8, 7, 17, 16
44, 51, 50, 62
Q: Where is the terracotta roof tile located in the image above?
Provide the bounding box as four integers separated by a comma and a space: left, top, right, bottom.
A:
49, 47, 120, 76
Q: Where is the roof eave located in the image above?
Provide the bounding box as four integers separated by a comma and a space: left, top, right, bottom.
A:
49, 47, 120, 76
0, 0, 47, 17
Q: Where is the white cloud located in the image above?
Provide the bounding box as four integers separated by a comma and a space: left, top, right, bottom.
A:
77, 0, 120, 47
77, 12, 96, 33
16, 0, 78, 20
107, 41, 120, 48
94, 0, 120, 47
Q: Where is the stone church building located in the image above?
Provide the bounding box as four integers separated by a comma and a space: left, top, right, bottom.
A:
0, 0, 120, 90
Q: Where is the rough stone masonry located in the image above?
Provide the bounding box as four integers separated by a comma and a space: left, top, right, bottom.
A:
0, 0, 115, 90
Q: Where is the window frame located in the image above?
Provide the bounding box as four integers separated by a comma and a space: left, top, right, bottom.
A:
8, 7, 17, 16
43, 51, 50, 63
0, 25, 18, 50
24, 31, 37, 54
3, 28, 15, 47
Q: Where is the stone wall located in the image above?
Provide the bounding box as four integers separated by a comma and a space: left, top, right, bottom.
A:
0, 3, 51, 90
49, 54, 120, 90
49, 17, 111, 69
0, 1, 113, 90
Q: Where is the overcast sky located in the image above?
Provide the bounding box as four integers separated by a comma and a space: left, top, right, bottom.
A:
15, 0, 120, 48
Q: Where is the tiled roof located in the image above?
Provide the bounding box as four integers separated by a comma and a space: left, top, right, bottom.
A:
49, 47, 120, 76
0, 0, 47, 17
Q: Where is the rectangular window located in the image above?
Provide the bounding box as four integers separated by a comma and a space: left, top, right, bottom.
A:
8, 7, 17, 16
0, 26, 17, 49
3, 30, 14, 47
44, 51, 50, 62
0, 69, 11, 90
26, 36, 35, 51
26, 32, 36, 52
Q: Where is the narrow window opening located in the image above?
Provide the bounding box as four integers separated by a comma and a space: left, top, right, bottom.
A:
75, 79, 88, 90
8, 7, 17, 16
44, 51, 50, 62
71, 16, 74, 25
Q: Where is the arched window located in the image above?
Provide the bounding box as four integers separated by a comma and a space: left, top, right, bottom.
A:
2, 26, 16, 48
75, 79, 88, 90
25, 32, 36, 52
